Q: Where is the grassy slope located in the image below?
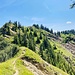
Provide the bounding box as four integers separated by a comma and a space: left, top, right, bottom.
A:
33, 27, 73, 59
23, 47, 43, 63
0, 58, 14, 75
21, 47, 69, 75
16, 59, 34, 75
0, 57, 34, 75
0, 47, 34, 75
0, 25, 72, 75
0, 46, 69, 75
50, 40, 73, 58
6, 25, 72, 59
51, 65, 69, 75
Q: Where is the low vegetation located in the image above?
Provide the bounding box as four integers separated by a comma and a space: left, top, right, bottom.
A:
0, 21, 75, 75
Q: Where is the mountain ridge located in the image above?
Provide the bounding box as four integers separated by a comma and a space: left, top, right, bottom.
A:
0, 21, 75, 75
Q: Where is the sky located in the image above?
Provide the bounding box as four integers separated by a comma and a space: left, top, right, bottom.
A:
0, 0, 75, 31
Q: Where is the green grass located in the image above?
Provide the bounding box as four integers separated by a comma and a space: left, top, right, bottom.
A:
0, 55, 34, 75
45, 65, 54, 75
0, 46, 34, 75
51, 64, 69, 75
23, 47, 43, 63
0, 48, 34, 75
61, 33, 68, 39
16, 59, 34, 75
0, 22, 73, 75
20, 47, 69, 75
0, 58, 15, 75
0, 46, 69, 75
50, 40, 73, 58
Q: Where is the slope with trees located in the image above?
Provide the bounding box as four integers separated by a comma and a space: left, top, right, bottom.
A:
0, 21, 75, 75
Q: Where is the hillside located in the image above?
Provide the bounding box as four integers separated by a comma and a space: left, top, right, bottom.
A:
0, 47, 69, 75
0, 21, 75, 75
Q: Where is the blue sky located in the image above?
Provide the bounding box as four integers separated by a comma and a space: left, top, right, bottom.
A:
0, 0, 75, 31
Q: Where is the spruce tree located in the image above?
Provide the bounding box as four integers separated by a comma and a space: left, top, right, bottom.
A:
23, 34, 28, 47
18, 29, 22, 44
7, 26, 10, 35
21, 26, 25, 33
2, 28, 6, 36
14, 35, 20, 45
40, 32, 42, 39
39, 44, 44, 58
33, 31, 37, 37
50, 29, 53, 34
26, 28, 29, 32
28, 38, 36, 52
13, 21, 17, 32
36, 37, 40, 44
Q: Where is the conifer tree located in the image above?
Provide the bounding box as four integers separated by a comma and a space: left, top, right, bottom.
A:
7, 26, 10, 35
40, 32, 42, 39
33, 31, 37, 37
36, 37, 40, 44
18, 29, 22, 44
13, 35, 20, 45
28, 38, 35, 52
23, 34, 28, 47
26, 28, 29, 32
13, 21, 17, 32
39, 44, 44, 58
21, 26, 25, 33
50, 29, 53, 34
2, 28, 6, 36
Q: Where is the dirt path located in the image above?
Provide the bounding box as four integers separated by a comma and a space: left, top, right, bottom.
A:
13, 48, 26, 75
10, 29, 16, 35
23, 60, 45, 75
13, 59, 19, 75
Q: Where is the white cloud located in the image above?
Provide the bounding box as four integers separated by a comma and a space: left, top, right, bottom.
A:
31, 17, 44, 22
66, 21, 72, 24
24, 16, 29, 20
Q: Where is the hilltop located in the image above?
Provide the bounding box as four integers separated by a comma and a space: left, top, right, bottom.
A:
0, 21, 75, 75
